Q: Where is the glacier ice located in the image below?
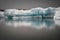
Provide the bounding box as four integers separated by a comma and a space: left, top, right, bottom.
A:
3, 7, 60, 19
3, 7, 56, 16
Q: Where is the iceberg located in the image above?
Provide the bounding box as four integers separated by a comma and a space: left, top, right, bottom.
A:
54, 7, 60, 20
4, 9, 32, 19
4, 7, 60, 19
0, 11, 4, 18
4, 9, 18, 19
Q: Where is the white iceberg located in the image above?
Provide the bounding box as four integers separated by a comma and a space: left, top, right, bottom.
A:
54, 7, 60, 20
4, 7, 60, 19
0, 11, 4, 17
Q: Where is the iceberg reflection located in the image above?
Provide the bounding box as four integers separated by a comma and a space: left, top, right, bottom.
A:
5, 18, 56, 29
54, 19, 60, 26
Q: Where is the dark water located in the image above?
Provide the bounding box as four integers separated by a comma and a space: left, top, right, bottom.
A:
0, 17, 60, 40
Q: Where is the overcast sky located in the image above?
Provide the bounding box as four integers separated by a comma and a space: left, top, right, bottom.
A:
0, 0, 60, 9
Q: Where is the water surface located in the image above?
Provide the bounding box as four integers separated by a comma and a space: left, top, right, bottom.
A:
0, 17, 60, 40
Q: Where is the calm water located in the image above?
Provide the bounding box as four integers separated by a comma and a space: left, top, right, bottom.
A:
0, 17, 60, 40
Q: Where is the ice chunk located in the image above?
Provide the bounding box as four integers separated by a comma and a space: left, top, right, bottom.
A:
54, 7, 60, 19
0, 11, 4, 17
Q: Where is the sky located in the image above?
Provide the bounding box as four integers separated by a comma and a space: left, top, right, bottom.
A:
0, 0, 60, 9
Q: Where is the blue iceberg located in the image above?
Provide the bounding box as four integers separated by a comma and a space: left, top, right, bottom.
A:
4, 7, 60, 19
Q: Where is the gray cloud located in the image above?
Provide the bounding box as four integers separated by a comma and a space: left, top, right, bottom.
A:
0, 0, 60, 9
